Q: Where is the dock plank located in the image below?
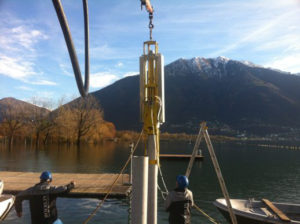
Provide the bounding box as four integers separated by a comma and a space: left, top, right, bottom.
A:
0, 171, 131, 199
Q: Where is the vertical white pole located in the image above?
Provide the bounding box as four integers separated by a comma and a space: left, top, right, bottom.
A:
132, 156, 149, 224
148, 134, 158, 224
130, 143, 134, 184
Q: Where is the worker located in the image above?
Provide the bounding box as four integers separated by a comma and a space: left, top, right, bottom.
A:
15, 171, 75, 224
165, 175, 194, 224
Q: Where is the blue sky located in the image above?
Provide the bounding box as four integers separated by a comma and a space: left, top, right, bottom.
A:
1, 0, 300, 107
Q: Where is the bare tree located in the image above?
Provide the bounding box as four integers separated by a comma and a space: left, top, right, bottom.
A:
53, 95, 115, 145
54, 105, 74, 144
0, 101, 28, 146
71, 95, 103, 145
0, 96, 116, 146
29, 97, 51, 147
53, 95, 103, 145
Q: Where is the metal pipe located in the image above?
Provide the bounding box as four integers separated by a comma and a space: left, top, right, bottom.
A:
132, 156, 149, 224
147, 134, 158, 224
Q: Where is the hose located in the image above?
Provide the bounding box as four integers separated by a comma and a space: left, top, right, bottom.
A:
52, 0, 90, 97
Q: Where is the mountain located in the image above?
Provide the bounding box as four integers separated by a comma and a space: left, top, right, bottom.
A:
0, 97, 50, 121
92, 56, 300, 136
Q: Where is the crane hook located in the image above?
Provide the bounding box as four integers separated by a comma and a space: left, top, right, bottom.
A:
141, 0, 153, 13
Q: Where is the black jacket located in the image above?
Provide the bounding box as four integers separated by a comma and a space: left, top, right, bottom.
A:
15, 181, 74, 224
165, 188, 194, 224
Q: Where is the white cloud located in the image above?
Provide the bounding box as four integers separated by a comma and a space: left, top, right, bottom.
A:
0, 16, 56, 86
35, 91, 55, 99
265, 55, 300, 74
211, 9, 300, 56
91, 44, 137, 60
59, 63, 73, 77
254, 34, 300, 52
123, 71, 138, 77
90, 72, 119, 88
28, 80, 57, 86
0, 54, 57, 86
0, 25, 48, 52
15, 86, 34, 91
88, 71, 138, 89
116, 62, 124, 67
11, 26, 48, 50
0, 55, 36, 79
0, 11, 56, 84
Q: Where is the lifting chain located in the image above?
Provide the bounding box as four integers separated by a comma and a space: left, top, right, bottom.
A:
149, 11, 154, 40
141, 0, 154, 40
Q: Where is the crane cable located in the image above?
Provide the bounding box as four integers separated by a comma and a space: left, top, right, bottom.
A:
52, 0, 90, 97
82, 129, 144, 224
141, 0, 154, 40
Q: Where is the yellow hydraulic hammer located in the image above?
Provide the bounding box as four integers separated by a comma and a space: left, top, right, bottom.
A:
140, 41, 165, 136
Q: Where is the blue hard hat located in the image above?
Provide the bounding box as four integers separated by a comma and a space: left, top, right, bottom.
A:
176, 175, 189, 189
40, 171, 52, 181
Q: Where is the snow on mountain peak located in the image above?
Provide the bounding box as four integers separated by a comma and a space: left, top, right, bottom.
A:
166, 56, 279, 78
215, 56, 230, 64
189, 57, 212, 73
241, 60, 258, 67
167, 56, 231, 77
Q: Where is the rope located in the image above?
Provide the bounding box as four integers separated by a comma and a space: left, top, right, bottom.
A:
83, 129, 144, 224
193, 204, 220, 224
157, 184, 168, 200
158, 164, 168, 194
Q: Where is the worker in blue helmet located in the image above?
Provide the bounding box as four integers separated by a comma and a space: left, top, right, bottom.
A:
15, 171, 75, 224
165, 175, 194, 224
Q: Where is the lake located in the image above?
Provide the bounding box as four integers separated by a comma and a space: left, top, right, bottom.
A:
1, 140, 300, 223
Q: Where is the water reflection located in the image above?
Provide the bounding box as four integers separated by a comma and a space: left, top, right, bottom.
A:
1, 141, 300, 223
0, 142, 134, 173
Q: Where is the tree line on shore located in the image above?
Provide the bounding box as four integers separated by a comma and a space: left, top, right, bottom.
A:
0, 95, 238, 149
0, 96, 116, 147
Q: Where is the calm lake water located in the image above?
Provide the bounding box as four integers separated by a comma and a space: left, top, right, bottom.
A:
1, 140, 300, 224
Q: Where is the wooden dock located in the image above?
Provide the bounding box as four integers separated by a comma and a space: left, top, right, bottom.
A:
160, 154, 204, 160
0, 171, 131, 199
